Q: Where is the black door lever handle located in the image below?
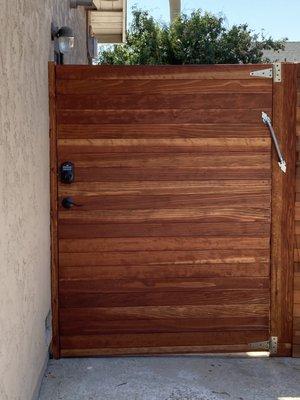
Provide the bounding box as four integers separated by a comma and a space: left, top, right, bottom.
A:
61, 197, 82, 209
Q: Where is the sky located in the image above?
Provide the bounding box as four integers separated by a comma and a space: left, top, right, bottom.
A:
127, 0, 300, 41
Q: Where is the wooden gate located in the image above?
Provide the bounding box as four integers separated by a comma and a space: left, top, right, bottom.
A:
49, 64, 297, 358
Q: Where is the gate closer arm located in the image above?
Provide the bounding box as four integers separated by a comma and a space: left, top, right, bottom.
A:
262, 111, 286, 173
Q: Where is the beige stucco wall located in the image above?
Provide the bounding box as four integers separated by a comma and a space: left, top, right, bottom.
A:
0, 1, 88, 399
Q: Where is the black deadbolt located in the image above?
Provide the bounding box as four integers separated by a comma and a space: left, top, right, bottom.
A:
60, 161, 74, 184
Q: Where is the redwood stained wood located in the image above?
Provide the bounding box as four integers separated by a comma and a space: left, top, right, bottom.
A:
60, 345, 263, 357
59, 208, 271, 224
59, 250, 270, 267
59, 222, 270, 239
56, 64, 272, 80
57, 79, 273, 95
70, 166, 271, 182
58, 124, 269, 139
59, 153, 270, 167
49, 62, 60, 359
57, 109, 272, 125
59, 237, 269, 252
59, 289, 270, 308
58, 138, 270, 153
57, 193, 271, 211
293, 66, 300, 357
55, 65, 273, 356
60, 317, 269, 335
59, 277, 270, 293
57, 93, 272, 110
60, 305, 269, 321
58, 180, 271, 196
60, 263, 270, 280
60, 331, 269, 349
271, 64, 297, 357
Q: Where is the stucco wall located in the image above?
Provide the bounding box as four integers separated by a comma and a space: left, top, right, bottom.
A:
0, 1, 88, 399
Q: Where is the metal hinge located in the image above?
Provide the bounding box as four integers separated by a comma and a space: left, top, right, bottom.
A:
249, 336, 278, 354
250, 62, 282, 82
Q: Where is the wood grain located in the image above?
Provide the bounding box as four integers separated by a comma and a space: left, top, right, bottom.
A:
57, 79, 273, 96
59, 222, 271, 239
59, 249, 270, 267
294, 68, 300, 357
55, 65, 273, 356
57, 109, 272, 125
59, 237, 269, 253
70, 166, 271, 182
58, 180, 271, 196
60, 263, 270, 280
60, 344, 265, 357
271, 63, 297, 357
59, 207, 271, 225
60, 305, 269, 322
60, 316, 269, 335
58, 124, 269, 139
60, 330, 269, 350
59, 289, 270, 308
57, 93, 272, 110
58, 193, 270, 212
56, 64, 272, 80
59, 277, 270, 294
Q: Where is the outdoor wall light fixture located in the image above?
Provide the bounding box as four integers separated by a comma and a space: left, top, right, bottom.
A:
51, 25, 75, 54
70, 0, 96, 8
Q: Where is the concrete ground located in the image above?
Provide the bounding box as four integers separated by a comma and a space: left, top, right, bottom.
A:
39, 355, 300, 400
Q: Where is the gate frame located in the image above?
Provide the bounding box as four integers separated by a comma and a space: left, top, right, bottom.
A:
49, 63, 60, 358
270, 63, 297, 356
48, 62, 298, 358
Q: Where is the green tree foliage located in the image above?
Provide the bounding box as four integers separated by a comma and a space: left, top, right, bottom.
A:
98, 9, 286, 65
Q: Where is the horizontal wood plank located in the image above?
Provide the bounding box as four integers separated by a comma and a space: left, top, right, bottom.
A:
58, 138, 270, 154
60, 344, 268, 357
59, 222, 271, 239
57, 93, 272, 110
59, 237, 269, 253
57, 79, 273, 96
57, 109, 272, 125
59, 180, 271, 196
56, 64, 272, 80
58, 153, 271, 168
60, 330, 269, 350
59, 207, 271, 224
59, 277, 269, 294
60, 263, 270, 280
60, 316, 269, 335
59, 249, 270, 268
59, 289, 269, 308
71, 167, 271, 182
60, 304, 269, 322
58, 124, 269, 139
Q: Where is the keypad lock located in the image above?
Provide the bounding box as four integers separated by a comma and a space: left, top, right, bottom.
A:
60, 161, 74, 184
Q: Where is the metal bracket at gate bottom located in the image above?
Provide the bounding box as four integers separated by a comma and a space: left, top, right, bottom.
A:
262, 112, 287, 173
250, 336, 278, 355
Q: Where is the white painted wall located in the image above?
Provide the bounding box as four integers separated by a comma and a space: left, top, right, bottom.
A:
0, 1, 88, 399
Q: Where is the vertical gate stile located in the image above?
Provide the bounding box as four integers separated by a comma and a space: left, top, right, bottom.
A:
49, 62, 60, 359
270, 63, 297, 357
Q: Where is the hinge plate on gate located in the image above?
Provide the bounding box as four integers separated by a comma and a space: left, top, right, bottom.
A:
249, 336, 278, 354
250, 63, 282, 82
250, 68, 273, 79
273, 62, 282, 82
